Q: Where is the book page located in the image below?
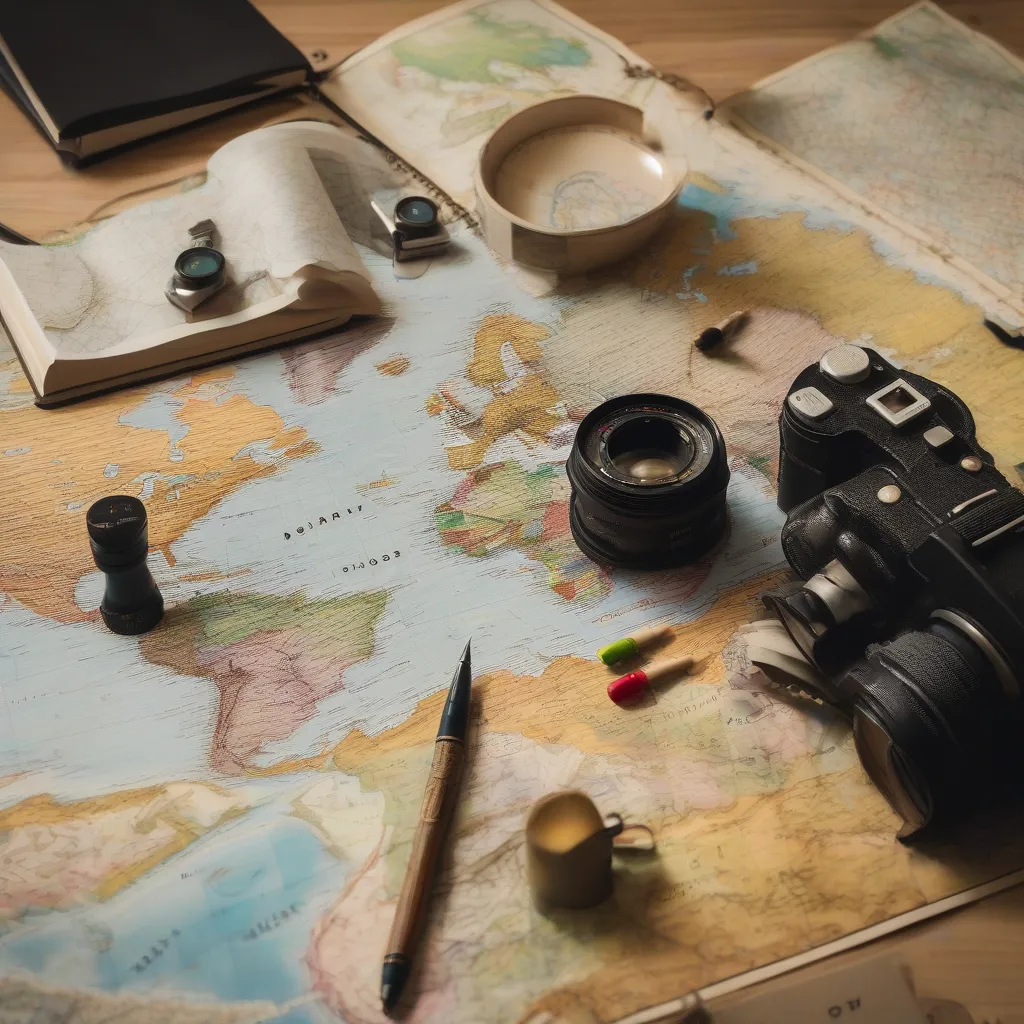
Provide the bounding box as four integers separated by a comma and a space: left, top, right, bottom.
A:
0, 121, 389, 361
321, 0, 711, 214
207, 121, 389, 287
720, 2, 1024, 315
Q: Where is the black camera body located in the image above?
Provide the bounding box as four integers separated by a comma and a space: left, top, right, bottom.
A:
768, 345, 1024, 836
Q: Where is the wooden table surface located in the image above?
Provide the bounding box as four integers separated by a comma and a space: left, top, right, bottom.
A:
3, 0, 1024, 239
2, 1, 1023, 1019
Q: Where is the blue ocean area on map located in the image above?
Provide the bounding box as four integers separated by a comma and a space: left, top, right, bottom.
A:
0, 804, 339, 1021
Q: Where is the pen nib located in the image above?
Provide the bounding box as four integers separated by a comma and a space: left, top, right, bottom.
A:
437, 639, 473, 742
381, 958, 410, 1014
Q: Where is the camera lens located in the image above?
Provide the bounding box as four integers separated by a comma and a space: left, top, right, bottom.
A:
841, 615, 1017, 836
606, 415, 694, 482
174, 246, 224, 286
764, 560, 876, 678
566, 394, 730, 569
395, 196, 438, 230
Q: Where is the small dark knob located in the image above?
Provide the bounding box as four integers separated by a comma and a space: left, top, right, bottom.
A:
87, 495, 163, 635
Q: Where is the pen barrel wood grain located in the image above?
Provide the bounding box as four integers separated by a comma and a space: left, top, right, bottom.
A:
384, 736, 464, 961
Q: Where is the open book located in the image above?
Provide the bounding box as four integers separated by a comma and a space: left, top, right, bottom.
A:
0, 121, 388, 404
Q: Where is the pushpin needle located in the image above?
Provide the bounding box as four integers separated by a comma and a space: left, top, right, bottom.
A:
695, 310, 750, 352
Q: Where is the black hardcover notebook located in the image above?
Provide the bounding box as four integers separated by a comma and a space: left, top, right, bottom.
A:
0, 0, 312, 164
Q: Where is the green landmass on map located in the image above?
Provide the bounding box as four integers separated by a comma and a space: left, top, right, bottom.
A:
180, 591, 384, 649
436, 460, 610, 602
391, 11, 590, 82
141, 590, 388, 773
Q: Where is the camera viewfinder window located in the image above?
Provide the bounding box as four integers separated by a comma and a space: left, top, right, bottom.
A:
866, 379, 932, 427
879, 386, 916, 414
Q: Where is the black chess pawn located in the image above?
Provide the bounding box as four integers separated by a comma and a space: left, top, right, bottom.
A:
87, 495, 164, 635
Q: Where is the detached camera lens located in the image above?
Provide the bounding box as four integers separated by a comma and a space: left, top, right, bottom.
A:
174, 246, 224, 287
606, 415, 694, 482
566, 394, 730, 569
395, 196, 438, 230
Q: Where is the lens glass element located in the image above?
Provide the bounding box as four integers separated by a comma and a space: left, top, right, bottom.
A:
181, 252, 220, 277
587, 406, 710, 489
395, 197, 438, 227
174, 246, 224, 285
605, 416, 695, 484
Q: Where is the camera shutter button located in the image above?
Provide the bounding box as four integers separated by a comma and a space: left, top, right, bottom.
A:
819, 345, 871, 384
788, 387, 834, 421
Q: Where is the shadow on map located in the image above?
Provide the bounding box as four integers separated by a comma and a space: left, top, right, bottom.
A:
538, 854, 674, 950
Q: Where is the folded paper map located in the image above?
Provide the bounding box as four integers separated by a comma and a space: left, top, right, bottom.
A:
721, 1, 1024, 326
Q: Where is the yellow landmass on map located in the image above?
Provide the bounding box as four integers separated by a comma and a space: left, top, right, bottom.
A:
543, 206, 1024, 481
445, 314, 561, 471
0, 782, 247, 917
466, 314, 549, 387
638, 208, 980, 351
314, 571, 1024, 1024
375, 356, 410, 377
0, 367, 316, 622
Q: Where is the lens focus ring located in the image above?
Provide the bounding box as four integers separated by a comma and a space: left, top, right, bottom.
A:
566, 394, 730, 568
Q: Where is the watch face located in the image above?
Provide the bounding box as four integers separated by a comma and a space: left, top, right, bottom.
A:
175, 246, 224, 286
394, 196, 438, 229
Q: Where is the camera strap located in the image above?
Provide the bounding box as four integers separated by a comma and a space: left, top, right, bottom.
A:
948, 488, 1024, 549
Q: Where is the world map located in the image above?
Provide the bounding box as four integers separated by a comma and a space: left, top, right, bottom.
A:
723, 1, 1024, 317
3, 2, 1024, 1023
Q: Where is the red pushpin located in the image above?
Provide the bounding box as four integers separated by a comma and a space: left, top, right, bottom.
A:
608, 656, 693, 704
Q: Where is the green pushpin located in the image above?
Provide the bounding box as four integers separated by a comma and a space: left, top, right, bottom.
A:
597, 623, 674, 665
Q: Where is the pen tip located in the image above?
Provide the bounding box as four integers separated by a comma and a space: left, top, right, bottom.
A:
462, 638, 471, 661
381, 958, 411, 1014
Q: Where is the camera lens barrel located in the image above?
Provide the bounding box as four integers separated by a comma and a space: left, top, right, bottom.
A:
566, 394, 730, 569
843, 615, 1013, 835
